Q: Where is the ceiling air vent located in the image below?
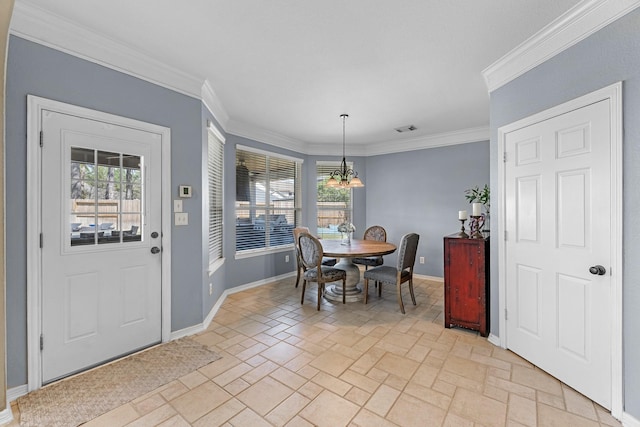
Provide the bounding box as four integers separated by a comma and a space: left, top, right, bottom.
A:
395, 125, 417, 133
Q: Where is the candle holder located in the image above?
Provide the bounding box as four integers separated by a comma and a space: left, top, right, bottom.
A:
457, 219, 468, 238
469, 215, 485, 239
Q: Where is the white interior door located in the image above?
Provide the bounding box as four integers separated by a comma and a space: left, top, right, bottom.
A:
40, 110, 163, 383
505, 99, 612, 408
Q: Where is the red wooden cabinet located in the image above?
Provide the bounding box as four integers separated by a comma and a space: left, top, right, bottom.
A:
443, 235, 489, 337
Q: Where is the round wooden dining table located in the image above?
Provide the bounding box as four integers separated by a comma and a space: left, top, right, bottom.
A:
320, 239, 397, 302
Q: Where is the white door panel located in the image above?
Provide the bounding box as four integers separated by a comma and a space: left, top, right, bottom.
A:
505, 99, 611, 408
41, 110, 162, 383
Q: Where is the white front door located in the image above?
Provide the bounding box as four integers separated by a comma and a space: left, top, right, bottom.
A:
504, 99, 612, 408
40, 110, 163, 383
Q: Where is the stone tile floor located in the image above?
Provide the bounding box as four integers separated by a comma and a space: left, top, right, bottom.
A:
10, 276, 621, 426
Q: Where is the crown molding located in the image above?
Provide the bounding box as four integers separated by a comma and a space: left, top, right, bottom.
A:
237, 125, 489, 157
9, 1, 489, 156
10, 1, 203, 98
225, 119, 309, 154
482, 0, 640, 92
363, 126, 490, 156
306, 141, 369, 157
201, 80, 230, 131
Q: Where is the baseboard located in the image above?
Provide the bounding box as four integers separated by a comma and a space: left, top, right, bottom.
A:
7, 384, 28, 403
169, 271, 296, 341
487, 333, 502, 348
169, 323, 205, 341
0, 406, 13, 425
415, 274, 443, 282
623, 411, 640, 427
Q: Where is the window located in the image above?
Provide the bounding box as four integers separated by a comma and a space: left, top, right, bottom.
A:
207, 125, 224, 268
235, 146, 302, 253
69, 147, 142, 246
316, 161, 352, 240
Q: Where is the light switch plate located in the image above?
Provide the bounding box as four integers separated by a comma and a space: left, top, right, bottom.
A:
175, 212, 189, 226
174, 200, 183, 212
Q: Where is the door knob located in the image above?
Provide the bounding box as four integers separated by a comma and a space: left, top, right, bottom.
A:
151, 246, 161, 254
589, 265, 606, 275
151, 231, 159, 238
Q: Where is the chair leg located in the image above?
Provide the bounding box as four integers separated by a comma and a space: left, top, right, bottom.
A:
317, 282, 322, 310
363, 278, 369, 304
409, 278, 416, 306
378, 281, 382, 297
301, 280, 307, 305
295, 266, 301, 288
342, 278, 346, 304
397, 283, 405, 314
365, 265, 377, 288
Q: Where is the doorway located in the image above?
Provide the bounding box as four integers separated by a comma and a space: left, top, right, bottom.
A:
497, 83, 622, 417
27, 96, 173, 389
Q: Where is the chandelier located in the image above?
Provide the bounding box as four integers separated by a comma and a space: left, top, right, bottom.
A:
326, 114, 364, 188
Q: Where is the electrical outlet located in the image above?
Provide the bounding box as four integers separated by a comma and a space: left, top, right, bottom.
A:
209, 283, 213, 295
174, 199, 183, 212
419, 256, 425, 264
175, 212, 188, 226
285, 255, 290, 263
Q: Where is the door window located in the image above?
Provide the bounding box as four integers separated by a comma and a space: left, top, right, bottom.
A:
69, 147, 143, 246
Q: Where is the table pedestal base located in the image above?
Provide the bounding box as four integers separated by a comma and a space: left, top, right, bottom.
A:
323, 258, 363, 303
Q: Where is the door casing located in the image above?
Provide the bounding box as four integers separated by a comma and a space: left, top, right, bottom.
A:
26, 95, 173, 391
496, 82, 623, 418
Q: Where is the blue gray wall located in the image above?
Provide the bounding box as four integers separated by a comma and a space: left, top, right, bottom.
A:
5, 36, 207, 386
5, 35, 489, 393
365, 142, 490, 277
489, 9, 640, 418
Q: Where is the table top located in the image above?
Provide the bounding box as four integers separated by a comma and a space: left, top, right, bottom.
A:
321, 239, 397, 258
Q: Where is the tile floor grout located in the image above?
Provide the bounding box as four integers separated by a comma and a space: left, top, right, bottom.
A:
9, 275, 621, 426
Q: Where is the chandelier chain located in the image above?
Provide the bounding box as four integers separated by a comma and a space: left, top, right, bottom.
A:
325, 113, 364, 189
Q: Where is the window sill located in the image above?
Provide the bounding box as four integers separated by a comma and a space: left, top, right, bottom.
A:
208, 258, 225, 276
235, 245, 294, 260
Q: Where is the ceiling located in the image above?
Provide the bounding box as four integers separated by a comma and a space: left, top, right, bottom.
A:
11, 0, 583, 151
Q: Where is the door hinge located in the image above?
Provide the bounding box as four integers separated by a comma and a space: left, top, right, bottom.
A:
40, 233, 43, 249
505, 308, 508, 320
39, 131, 43, 147
40, 334, 44, 351
503, 152, 507, 162
504, 230, 508, 241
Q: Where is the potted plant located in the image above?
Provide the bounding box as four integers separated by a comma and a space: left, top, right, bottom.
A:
465, 184, 490, 231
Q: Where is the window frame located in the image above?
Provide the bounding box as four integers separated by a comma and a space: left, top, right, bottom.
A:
207, 122, 225, 274
316, 160, 353, 240
235, 145, 303, 258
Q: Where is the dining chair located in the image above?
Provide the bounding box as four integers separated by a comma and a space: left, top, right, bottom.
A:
298, 232, 347, 310
353, 225, 387, 290
363, 233, 420, 314
353, 225, 387, 270
292, 227, 336, 288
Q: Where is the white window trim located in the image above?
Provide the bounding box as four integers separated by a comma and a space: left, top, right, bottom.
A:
207, 120, 225, 274
316, 160, 354, 237
235, 146, 302, 256
236, 144, 304, 164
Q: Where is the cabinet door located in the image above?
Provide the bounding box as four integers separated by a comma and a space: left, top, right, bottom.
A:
448, 240, 483, 324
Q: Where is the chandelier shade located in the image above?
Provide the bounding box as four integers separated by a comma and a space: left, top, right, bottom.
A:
326, 114, 364, 189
